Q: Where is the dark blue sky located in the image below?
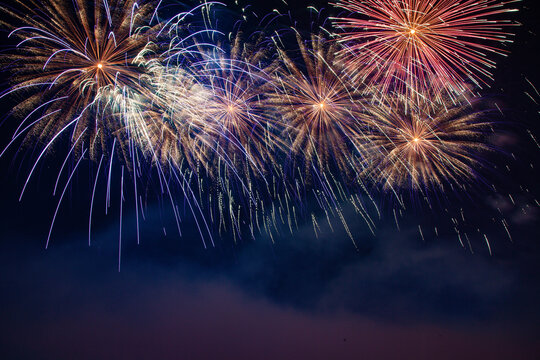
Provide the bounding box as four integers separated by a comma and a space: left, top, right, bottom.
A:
1, 0, 540, 359
1, 184, 539, 359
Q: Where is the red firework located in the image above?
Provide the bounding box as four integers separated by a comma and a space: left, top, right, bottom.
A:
332, 0, 519, 96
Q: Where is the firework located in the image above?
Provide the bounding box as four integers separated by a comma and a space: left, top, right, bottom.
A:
361, 91, 492, 190
332, 0, 519, 96
186, 33, 282, 175
268, 33, 369, 174
130, 34, 278, 242
0, 0, 160, 161
117, 57, 210, 170
0, 0, 524, 256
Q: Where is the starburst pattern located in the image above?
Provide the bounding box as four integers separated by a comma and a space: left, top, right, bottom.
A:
268, 33, 369, 173
362, 92, 491, 190
190, 34, 282, 174
332, 0, 519, 96
1, 0, 160, 159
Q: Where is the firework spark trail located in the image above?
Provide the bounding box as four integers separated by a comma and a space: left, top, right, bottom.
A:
331, 0, 520, 98
47, 148, 88, 248
118, 166, 124, 272
89, 155, 105, 246
53, 129, 88, 196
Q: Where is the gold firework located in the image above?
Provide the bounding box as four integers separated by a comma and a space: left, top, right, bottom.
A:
268, 33, 369, 173
1, 0, 160, 159
362, 92, 491, 190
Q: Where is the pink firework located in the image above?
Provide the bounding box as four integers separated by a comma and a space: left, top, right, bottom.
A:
332, 0, 519, 96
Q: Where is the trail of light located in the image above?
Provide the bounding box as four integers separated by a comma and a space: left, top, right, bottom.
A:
19, 117, 79, 201
53, 128, 87, 196
12, 96, 69, 140
89, 155, 105, 247
0, 110, 61, 159
46, 148, 87, 249
118, 165, 124, 272
169, 160, 216, 248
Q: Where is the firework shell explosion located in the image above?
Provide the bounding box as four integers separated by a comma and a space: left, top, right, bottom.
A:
0, 0, 162, 162
0, 0, 527, 257
360, 91, 493, 191
331, 0, 520, 99
268, 32, 370, 176
188, 33, 284, 175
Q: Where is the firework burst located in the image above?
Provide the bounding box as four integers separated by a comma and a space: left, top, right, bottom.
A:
0, 0, 160, 160
120, 58, 211, 170
268, 33, 369, 174
361, 91, 492, 190
130, 35, 279, 243
332, 0, 519, 96
188, 33, 282, 175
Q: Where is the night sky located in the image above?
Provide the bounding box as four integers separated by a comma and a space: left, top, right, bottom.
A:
1, 0, 540, 359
